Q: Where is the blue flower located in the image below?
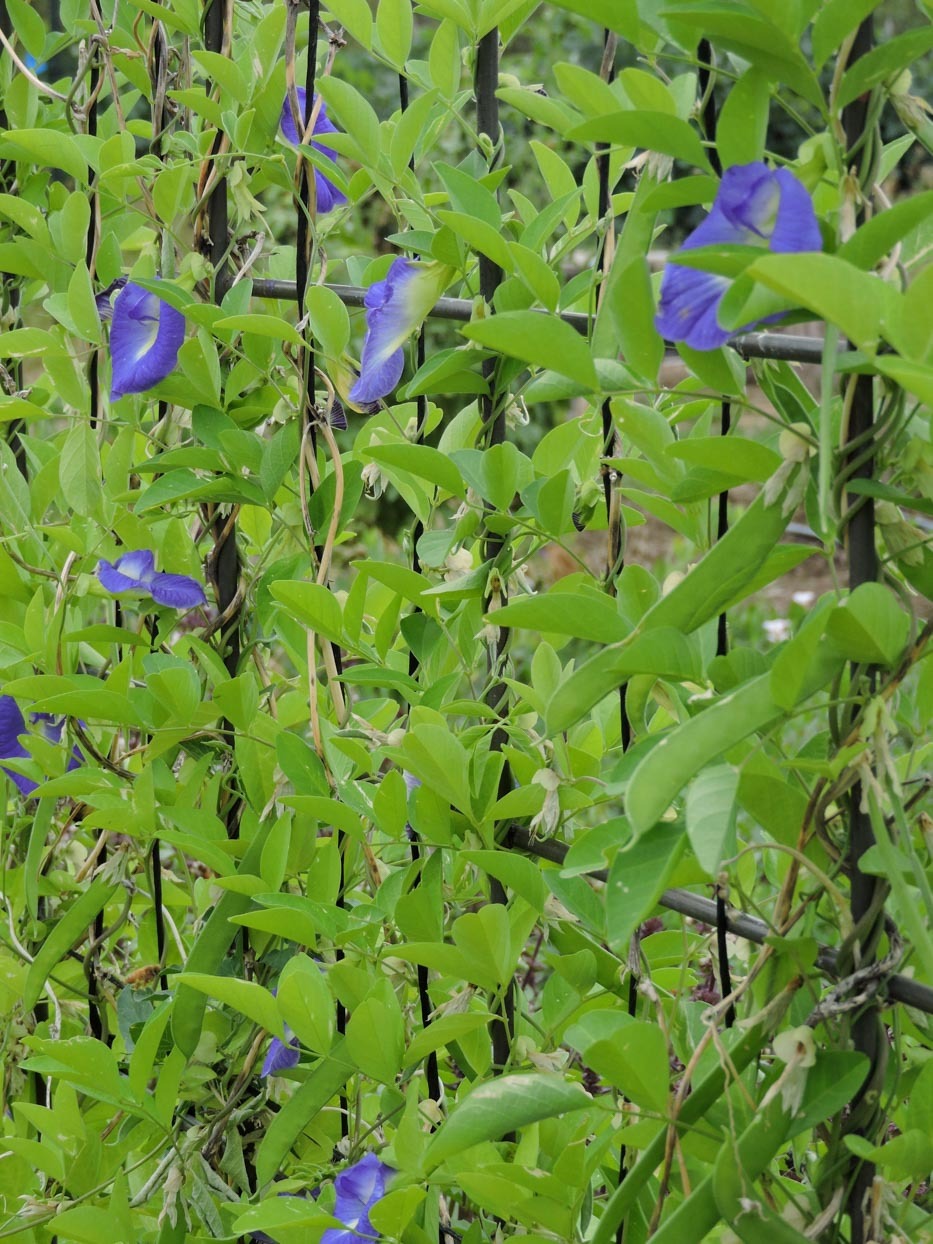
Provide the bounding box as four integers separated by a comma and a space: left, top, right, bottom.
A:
95, 276, 128, 321
655, 161, 821, 351
322, 1153, 393, 1244
109, 281, 185, 400
262, 1025, 300, 1077
349, 258, 452, 406
0, 696, 81, 797
280, 88, 347, 215
97, 550, 206, 611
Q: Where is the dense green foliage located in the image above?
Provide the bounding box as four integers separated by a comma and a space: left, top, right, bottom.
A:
0, 1, 931, 1242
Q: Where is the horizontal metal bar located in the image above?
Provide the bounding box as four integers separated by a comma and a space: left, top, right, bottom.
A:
505, 827, 933, 1015
248, 278, 828, 365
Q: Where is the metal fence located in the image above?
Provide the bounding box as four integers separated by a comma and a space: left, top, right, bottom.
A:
1, 4, 929, 1243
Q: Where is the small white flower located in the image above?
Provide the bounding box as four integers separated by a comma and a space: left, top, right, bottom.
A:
763, 618, 791, 643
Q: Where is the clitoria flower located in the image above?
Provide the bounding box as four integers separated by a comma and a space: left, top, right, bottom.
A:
0, 696, 81, 797
322, 1153, 394, 1244
349, 257, 452, 406
109, 281, 185, 399
280, 88, 347, 214
97, 550, 206, 611
655, 161, 821, 352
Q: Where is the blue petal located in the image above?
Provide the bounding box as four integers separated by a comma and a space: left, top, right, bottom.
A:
98, 550, 155, 594
148, 573, 207, 610
110, 282, 185, 400
116, 549, 157, 582
713, 162, 778, 238
95, 276, 128, 323
314, 167, 347, 214
657, 161, 822, 351
0, 696, 35, 796
349, 259, 418, 405
333, 1153, 392, 1221
770, 168, 822, 253
262, 1036, 300, 1077
280, 89, 346, 213
655, 264, 733, 351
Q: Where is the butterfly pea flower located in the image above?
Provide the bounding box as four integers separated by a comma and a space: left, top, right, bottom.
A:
349, 258, 452, 406
322, 1153, 394, 1244
280, 87, 347, 215
262, 1022, 300, 1077
655, 161, 821, 352
0, 696, 81, 797
97, 549, 206, 611
108, 280, 185, 400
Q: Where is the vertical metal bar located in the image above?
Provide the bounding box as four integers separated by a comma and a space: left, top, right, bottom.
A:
201, 0, 241, 700
839, 18, 885, 1244
0, 0, 27, 478
475, 24, 514, 1078
594, 30, 629, 754
398, 59, 441, 1109
696, 38, 735, 1029
83, 35, 108, 1046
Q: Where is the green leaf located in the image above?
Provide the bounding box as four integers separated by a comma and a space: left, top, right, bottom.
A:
176, 974, 285, 1038
543, 0, 638, 39
255, 1039, 354, 1186
0, 327, 63, 357
436, 162, 501, 229
318, 77, 381, 164
837, 27, 933, 109
686, 764, 739, 876
587, 1021, 670, 1112
191, 50, 249, 103
717, 69, 770, 167
321, 0, 373, 48
451, 905, 514, 987
59, 422, 103, 519
626, 678, 776, 835
269, 581, 345, 646
661, 4, 823, 108
0, 129, 88, 182
837, 190, 933, 272
24, 880, 119, 1009
667, 436, 781, 482
746, 253, 895, 351
845, 1130, 933, 1180
491, 592, 629, 643
346, 986, 405, 1082
460, 851, 550, 913
376, 0, 413, 65
606, 824, 686, 951
811, 0, 881, 68
791, 1051, 869, 1137
436, 209, 513, 271
546, 628, 703, 734
641, 464, 803, 636
603, 254, 664, 382
276, 953, 333, 1053
213, 313, 303, 347
172, 820, 273, 1056
363, 442, 465, 498
569, 111, 711, 170
424, 1074, 593, 1169
461, 311, 597, 389
826, 583, 910, 666
304, 284, 351, 358
404, 1013, 494, 1066
68, 260, 101, 342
